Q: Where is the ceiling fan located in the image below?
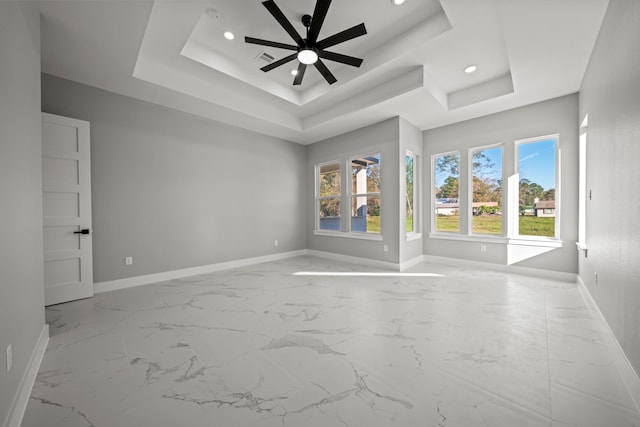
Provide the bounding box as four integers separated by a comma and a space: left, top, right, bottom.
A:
245, 0, 367, 86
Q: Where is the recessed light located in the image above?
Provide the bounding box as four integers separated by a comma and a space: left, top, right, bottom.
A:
291, 69, 298, 76
223, 31, 235, 40
464, 64, 478, 74
391, 0, 406, 5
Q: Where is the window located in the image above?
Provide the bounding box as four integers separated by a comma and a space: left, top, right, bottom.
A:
471, 145, 503, 235
516, 135, 558, 238
577, 115, 588, 252
405, 151, 417, 234
350, 153, 381, 233
317, 161, 341, 231
433, 152, 460, 233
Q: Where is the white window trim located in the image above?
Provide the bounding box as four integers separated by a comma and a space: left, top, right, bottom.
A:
577, 115, 589, 254
315, 159, 342, 231
468, 143, 504, 237
431, 150, 461, 234
313, 229, 384, 241
347, 152, 382, 235
512, 133, 561, 241
429, 136, 564, 248
405, 150, 420, 238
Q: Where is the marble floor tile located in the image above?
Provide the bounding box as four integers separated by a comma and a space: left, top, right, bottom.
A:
21, 256, 640, 427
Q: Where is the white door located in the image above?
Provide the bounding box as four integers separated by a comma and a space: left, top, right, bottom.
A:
42, 113, 93, 306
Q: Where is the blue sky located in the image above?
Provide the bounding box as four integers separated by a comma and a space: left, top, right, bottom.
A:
518, 138, 556, 190
435, 138, 557, 191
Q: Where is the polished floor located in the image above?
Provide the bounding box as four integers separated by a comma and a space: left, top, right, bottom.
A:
22, 256, 640, 426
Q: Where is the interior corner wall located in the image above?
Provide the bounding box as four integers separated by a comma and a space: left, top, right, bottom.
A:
0, 3, 46, 424
399, 118, 424, 264
306, 117, 401, 264
423, 94, 579, 273
578, 0, 640, 376
41, 74, 306, 284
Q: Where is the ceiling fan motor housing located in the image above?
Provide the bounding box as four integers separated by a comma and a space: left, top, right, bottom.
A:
244, 0, 367, 85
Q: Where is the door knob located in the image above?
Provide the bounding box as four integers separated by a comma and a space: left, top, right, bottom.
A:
74, 229, 90, 235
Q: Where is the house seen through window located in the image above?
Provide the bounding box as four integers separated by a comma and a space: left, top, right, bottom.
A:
318, 161, 341, 231
517, 135, 558, 238
350, 153, 381, 233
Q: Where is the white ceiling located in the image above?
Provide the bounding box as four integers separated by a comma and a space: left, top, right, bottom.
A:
38, 0, 610, 145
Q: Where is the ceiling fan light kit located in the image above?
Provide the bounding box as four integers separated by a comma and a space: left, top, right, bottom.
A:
245, 0, 367, 86
298, 49, 318, 65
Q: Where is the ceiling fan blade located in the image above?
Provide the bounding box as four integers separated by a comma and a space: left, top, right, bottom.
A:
245, 37, 298, 51
260, 53, 297, 72
262, 0, 304, 46
307, 0, 331, 44
314, 59, 337, 85
318, 50, 363, 67
316, 23, 367, 50
293, 63, 307, 86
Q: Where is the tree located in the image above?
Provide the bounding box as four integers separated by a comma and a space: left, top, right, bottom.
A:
472, 151, 494, 177
405, 156, 414, 219
519, 178, 545, 208
473, 176, 501, 203
543, 188, 555, 201
319, 170, 341, 217
436, 154, 459, 176
438, 176, 459, 199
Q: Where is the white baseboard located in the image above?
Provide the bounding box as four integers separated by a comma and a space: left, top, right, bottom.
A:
576, 276, 640, 413
399, 255, 426, 271
305, 249, 402, 271
4, 324, 49, 427
422, 254, 576, 282
94, 250, 307, 294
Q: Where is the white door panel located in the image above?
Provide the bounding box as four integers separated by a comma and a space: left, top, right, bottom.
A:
42, 113, 93, 306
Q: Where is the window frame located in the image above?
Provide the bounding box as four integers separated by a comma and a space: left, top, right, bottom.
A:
512, 133, 561, 241
313, 154, 383, 241
347, 152, 382, 235
431, 150, 461, 235
577, 115, 588, 254
405, 150, 421, 240
468, 143, 504, 237
315, 159, 342, 232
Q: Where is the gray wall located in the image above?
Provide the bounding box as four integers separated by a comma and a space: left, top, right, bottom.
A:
423, 95, 579, 273
41, 74, 306, 284
306, 118, 401, 264
0, 3, 46, 424
578, 0, 640, 375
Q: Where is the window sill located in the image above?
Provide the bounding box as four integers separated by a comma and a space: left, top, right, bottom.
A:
508, 237, 563, 248
313, 229, 383, 241
428, 233, 563, 248
406, 233, 422, 242
429, 233, 507, 244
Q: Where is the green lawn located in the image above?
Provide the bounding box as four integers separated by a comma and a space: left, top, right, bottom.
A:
473, 215, 502, 234
367, 215, 381, 232
519, 216, 555, 236
435, 215, 460, 232
435, 215, 555, 237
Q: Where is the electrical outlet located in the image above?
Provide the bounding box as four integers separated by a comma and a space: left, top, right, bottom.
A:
125, 256, 133, 266
480, 245, 487, 253
274, 240, 278, 247
6, 344, 12, 372
383, 245, 388, 252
